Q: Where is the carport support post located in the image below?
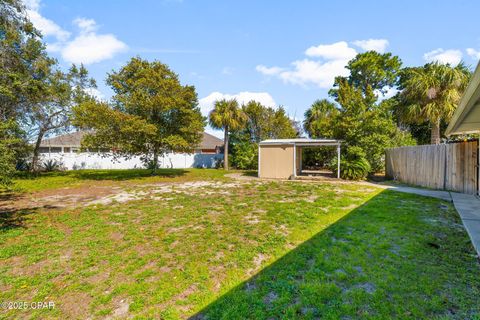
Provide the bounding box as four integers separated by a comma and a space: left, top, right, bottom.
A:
293, 142, 296, 179
257, 144, 261, 178
337, 144, 341, 179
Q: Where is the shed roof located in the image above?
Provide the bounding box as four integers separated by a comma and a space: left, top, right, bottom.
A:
259, 138, 341, 146
40, 131, 224, 150
446, 61, 480, 135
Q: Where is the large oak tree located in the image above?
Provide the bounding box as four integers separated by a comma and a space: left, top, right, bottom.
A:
74, 57, 205, 171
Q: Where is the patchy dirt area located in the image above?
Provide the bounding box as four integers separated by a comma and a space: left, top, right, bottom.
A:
0, 172, 382, 216
0, 184, 121, 213
0, 178, 253, 213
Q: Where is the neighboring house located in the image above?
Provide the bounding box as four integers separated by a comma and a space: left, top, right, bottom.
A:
39, 131, 224, 170
445, 62, 480, 195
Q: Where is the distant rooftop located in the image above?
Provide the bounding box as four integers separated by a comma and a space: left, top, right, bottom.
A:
40, 131, 223, 150
259, 138, 341, 146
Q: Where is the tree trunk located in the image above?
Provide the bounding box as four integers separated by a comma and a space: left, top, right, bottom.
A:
32, 130, 45, 172
431, 120, 441, 145
224, 126, 229, 170
152, 148, 158, 175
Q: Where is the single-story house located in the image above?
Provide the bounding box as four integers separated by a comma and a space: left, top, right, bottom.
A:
39, 131, 224, 170
258, 138, 342, 179
446, 62, 480, 195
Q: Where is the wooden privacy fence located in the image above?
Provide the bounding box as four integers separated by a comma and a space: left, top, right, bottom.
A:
385, 141, 479, 194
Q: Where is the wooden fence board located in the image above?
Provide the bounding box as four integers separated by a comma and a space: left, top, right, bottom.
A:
386, 141, 478, 194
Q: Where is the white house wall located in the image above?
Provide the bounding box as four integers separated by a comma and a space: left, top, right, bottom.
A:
40, 152, 223, 170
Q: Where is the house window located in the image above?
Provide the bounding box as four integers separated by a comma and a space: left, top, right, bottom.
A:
71, 148, 79, 153
39, 147, 50, 153
63, 147, 71, 153
50, 147, 62, 153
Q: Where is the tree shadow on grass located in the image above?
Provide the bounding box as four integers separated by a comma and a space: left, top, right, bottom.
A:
189, 190, 480, 319
0, 206, 38, 231
14, 168, 188, 182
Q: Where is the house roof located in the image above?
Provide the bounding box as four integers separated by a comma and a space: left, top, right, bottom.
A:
40, 131, 86, 147
446, 61, 480, 135
259, 138, 341, 146
200, 132, 224, 149
40, 131, 224, 149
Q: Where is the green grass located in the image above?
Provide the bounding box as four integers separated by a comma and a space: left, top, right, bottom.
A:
0, 170, 479, 319
10, 168, 230, 193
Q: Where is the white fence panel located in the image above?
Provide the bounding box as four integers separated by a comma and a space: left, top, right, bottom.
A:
40, 152, 223, 170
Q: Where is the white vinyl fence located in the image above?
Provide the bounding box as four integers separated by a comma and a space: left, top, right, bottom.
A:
40, 152, 223, 170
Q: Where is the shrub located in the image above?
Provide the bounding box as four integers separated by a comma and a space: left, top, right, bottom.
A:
16, 159, 32, 171
231, 142, 258, 170
214, 158, 224, 169
331, 146, 371, 180
41, 159, 63, 172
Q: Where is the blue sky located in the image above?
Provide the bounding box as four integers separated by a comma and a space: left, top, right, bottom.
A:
26, 0, 480, 137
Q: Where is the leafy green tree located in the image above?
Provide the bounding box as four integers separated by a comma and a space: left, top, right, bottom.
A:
330, 51, 402, 102
73, 100, 157, 155
304, 51, 415, 174
398, 62, 471, 144
74, 57, 205, 171
209, 99, 247, 170
332, 78, 415, 172
241, 101, 297, 142
1, 0, 67, 174
302, 99, 339, 169
229, 101, 298, 170
0, 120, 26, 187
230, 141, 258, 170
27, 64, 96, 170
347, 51, 402, 94
0, 0, 42, 121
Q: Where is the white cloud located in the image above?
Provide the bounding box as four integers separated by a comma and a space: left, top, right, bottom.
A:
25, 0, 127, 65
352, 39, 389, 53
466, 48, 480, 59
199, 91, 276, 117
305, 41, 357, 60
54, 18, 127, 65
423, 48, 462, 65
73, 18, 97, 33
60, 30, 127, 64
279, 59, 350, 88
258, 41, 362, 88
256, 65, 284, 75
256, 39, 391, 88
25, 0, 70, 41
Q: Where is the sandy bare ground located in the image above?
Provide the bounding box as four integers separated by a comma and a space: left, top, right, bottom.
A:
1, 172, 392, 214
0, 178, 252, 213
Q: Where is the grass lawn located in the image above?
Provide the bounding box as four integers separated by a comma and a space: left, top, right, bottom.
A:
11, 169, 230, 193
1, 169, 479, 319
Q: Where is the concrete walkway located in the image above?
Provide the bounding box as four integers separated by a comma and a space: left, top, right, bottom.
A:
380, 185, 453, 202
450, 192, 480, 257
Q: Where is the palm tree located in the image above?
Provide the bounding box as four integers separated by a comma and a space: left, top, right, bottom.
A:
303, 99, 339, 138
399, 62, 470, 144
209, 99, 247, 170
